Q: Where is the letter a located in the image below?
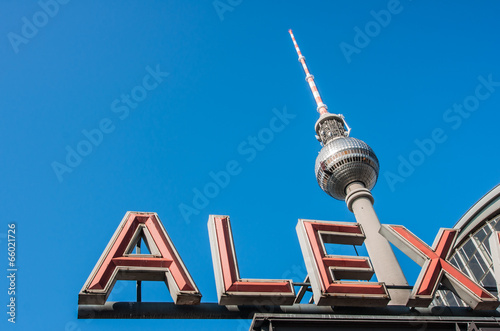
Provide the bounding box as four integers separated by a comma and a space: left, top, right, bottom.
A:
79, 212, 201, 305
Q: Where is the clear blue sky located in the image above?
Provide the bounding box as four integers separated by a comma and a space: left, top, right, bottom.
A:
1, 0, 500, 330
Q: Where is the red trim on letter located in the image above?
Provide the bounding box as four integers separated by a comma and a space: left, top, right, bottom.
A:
391, 226, 492, 299
296, 220, 390, 306
214, 217, 294, 293
79, 212, 201, 305
88, 213, 194, 291
303, 221, 386, 295
208, 215, 296, 305
382, 225, 499, 309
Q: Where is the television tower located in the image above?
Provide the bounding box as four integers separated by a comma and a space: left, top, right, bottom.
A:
289, 30, 409, 305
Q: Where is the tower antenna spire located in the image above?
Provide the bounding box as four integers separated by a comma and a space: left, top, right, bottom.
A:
288, 29, 328, 115
289, 29, 351, 143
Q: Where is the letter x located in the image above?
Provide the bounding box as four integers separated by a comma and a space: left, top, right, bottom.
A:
381, 225, 498, 310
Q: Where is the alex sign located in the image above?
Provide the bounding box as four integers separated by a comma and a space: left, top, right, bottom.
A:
79, 212, 500, 310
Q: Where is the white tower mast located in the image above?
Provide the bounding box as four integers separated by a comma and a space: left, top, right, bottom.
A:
289, 29, 409, 305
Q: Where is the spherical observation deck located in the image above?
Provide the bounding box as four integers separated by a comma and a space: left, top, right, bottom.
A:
315, 137, 379, 200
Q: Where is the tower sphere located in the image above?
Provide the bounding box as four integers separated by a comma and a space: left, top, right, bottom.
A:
315, 137, 379, 200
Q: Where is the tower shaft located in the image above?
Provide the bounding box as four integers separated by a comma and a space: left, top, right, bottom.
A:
345, 182, 409, 305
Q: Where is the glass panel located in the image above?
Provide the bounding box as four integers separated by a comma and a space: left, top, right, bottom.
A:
445, 291, 460, 306
452, 254, 464, 271
483, 235, 492, 255
468, 255, 485, 281
483, 223, 492, 237
473, 251, 489, 273
455, 253, 472, 277
433, 291, 445, 306
477, 242, 493, 265
480, 270, 497, 288
487, 219, 495, 231
449, 255, 460, 269
461, 239, 477, 261
474, 228, 487, 243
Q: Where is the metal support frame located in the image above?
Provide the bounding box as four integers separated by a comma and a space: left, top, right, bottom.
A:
78, 302, 500, 322
293, 276, 310, 304
136, 240, 142, 303
250, 312, 500, 331
78, 302, 334, 319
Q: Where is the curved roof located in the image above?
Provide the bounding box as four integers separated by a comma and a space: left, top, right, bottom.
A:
453, 184, 500, 248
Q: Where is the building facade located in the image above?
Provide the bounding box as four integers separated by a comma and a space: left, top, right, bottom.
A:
434, 184, 500, 308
